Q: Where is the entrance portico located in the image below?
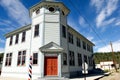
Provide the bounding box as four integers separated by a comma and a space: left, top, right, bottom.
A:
40, 42, 63, 77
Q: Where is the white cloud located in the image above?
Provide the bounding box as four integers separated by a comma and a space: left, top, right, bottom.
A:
115, 21, 120, 26
0, 27, 15, 32
0, 38, 5, 43
90, 0, 104, 12
97, 40, 120, 52
0, 0, 31, 26
94, 0, 118, 27
0, 19, 16, 28
79, 16, 87, 27
0, 47, 4, 53
87, 36, 94, 41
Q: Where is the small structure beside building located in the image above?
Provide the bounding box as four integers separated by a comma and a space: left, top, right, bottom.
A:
96, 61, 114, 70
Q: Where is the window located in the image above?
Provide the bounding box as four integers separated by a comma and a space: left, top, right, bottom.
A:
34, 24, 39, 37
62, 25, 66, 38
84, 55, 87, 63
63, 53, 67, 65
17, 50, 26, 66
78, 53, 82, 66
68, 32, 74, 44
69, 51, 75, 66
88, 57, 93, 66
22, 31, 26, 42
76, 37, 81, 47
5, 53, 12, 66
15, 34, 19, 44
36, 9, 40, 14
90, 46, 93, 53
33, 53, 38, 65
9, 36, 13, 46
62, 11, 65, 15
87, 44, 90, 51
82, 41, 86, 50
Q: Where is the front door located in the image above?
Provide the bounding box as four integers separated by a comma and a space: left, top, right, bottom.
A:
44, 56, 58, 76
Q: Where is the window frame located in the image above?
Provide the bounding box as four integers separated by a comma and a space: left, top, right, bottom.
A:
9, 36, 13, 46
63, 53, 67, 65
69, 51, 75, 66
5, 53, 12, 66
68, 32, 74, 44
82, 41, 86, 50
76, 37, 81, 47
78, 53, 82, 66
17, 50, 26, 66
15, 34, 19, 44
22, 31, 26, 42
62, 25, 66, 38
32, 53, 38, 65
34, 24, 39, 37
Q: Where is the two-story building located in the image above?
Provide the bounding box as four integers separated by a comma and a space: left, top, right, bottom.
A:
1, 0, 94, 79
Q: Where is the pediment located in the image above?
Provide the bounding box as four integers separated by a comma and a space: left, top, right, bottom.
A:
40, 42, 63, 53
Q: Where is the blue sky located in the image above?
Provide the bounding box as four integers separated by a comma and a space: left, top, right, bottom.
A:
0, 0, 120, 53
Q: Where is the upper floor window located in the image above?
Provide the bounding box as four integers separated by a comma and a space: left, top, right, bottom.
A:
9, 36, 13, 46
69, 51, 75, 66
68, 32, 74, 44
22, 31, 26, 42
62, 11, 65, 15
15, 34, 19, 44
62, 25, 66, 38
5, 53, 12, 66
36, 9, 40, 14
17, 50, 26, 66
76, 37, 81, 47
82, 41, 86, 50
33, 53, 38, 65
90, 46, 93, 53
34, 24, 39, 37
63, 53, 67, 65
87, 44, 90, 52
78, 53, 82, 66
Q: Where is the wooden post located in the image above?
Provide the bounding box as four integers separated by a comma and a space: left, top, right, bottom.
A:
110, 42, 117, 72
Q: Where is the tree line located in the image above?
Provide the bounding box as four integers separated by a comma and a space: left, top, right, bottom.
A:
93, 52, 120, 65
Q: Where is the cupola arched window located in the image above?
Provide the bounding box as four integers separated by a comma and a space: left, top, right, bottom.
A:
36, 9, 40, 14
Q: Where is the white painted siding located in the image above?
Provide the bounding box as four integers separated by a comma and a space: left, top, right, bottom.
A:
1, 29, 31, 79
44, 23, 60, 45
45, 14, 59, 22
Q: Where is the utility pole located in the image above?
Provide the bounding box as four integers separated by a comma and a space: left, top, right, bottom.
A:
110, 41, 117, 72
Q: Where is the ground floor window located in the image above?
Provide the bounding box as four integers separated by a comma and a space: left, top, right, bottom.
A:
17, 50, 26, 66
69, 51, 75, 66
84, 55, 88, 63
63, 53, 67, 65
5, 53, 12, 66
33, 53, 38, 65
78, 53, 82, 66
88, 56, 93, 66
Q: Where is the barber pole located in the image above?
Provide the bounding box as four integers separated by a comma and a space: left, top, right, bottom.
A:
28, 55, 32, 80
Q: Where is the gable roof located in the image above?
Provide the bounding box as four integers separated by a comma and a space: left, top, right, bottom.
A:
5, 24, 31, 38
40, 42, 63, 53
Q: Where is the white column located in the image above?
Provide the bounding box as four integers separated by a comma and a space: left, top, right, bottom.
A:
40, 8, 45, 78
58, 53, 62, 77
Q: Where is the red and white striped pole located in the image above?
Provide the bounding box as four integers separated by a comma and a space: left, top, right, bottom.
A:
28, 55, 32, 80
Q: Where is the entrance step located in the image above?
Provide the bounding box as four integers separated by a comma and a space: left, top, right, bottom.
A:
36, 77, 69, 80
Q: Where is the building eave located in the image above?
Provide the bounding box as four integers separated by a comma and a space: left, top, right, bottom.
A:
29, 1, 70, 17
67, 25, 95, 46
5, 24, 31, 38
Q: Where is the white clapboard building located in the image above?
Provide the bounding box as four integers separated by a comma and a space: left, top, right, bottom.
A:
1, 0, 94, 79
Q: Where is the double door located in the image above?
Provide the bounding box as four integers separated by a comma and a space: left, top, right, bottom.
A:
44, 56, 58, 76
